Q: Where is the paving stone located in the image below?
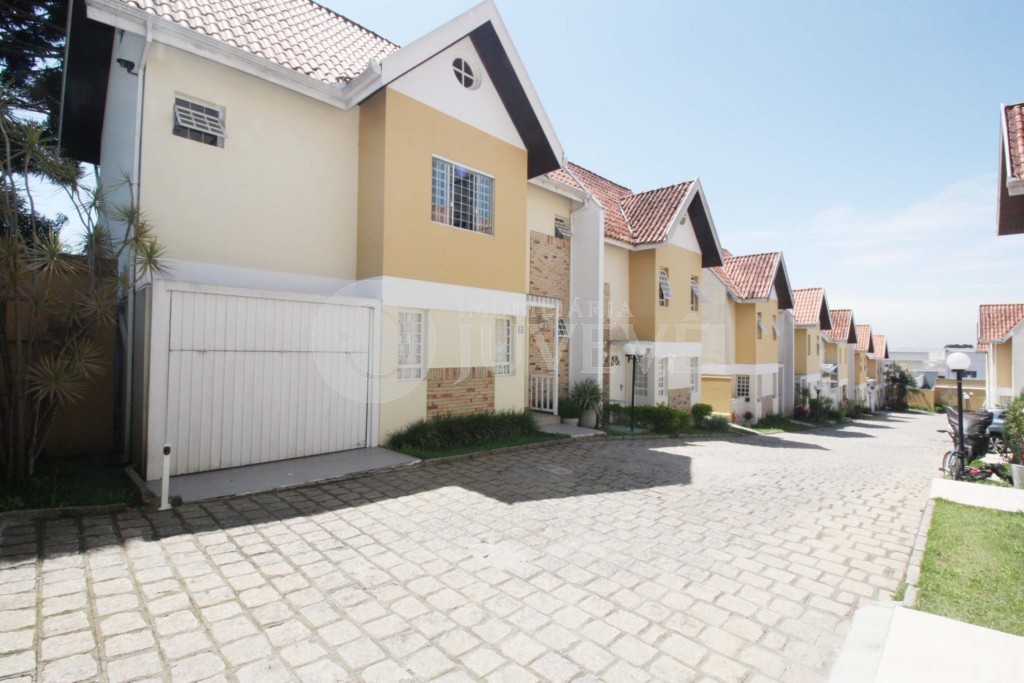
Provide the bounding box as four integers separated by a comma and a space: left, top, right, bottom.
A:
104, 629, 157, 659
106, 650, 164, 682
40, 653, 97, 683
40, 630, 96, 661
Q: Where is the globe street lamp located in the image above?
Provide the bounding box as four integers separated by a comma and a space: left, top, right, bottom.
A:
623, 342, 638, 432
946, 352, 971, 480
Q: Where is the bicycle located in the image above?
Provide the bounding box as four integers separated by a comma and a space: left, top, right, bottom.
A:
938, 407, 994, 481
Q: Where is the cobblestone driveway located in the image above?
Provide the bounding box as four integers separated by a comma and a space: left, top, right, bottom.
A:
0, 413, 945, 682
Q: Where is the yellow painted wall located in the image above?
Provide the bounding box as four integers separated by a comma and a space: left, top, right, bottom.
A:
628, 249, 657, 341
378, 307, 527, 439
855, 351, 868, 384
654, 246, 703, 343
605, 244, 631, 340
527, 184, 572, 238
701, 375, 733, 415
735, 300, 779, 365
996, 341, 1013, 388
358, 88, 528, 293
140, 44, 361, 279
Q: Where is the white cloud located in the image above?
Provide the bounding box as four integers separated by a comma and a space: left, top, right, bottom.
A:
732, 174, 1024, 348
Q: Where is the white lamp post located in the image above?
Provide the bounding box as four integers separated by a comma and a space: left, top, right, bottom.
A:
946, 352, 971, 480
623, 342, 638, 432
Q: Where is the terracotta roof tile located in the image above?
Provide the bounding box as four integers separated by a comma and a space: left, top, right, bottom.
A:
826, 309, 855, 343
978, 303, 1024, 342
620, 183, 693, 244
1005, 103, 1024, 181
855, 324, 873, 352
793, 288, 826, 327
551, 162, 692, 245
873, 334, 888, 358
712, 252, 781, 301
122, 0, 399, 84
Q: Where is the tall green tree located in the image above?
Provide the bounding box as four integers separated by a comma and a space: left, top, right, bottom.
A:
0, 85, 164, 486
0, 0, 67, 132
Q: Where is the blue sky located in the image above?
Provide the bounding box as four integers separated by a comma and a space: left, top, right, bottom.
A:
322, 0, 1024, 348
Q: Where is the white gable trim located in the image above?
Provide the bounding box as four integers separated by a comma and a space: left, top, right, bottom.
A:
345, 0, 563, 164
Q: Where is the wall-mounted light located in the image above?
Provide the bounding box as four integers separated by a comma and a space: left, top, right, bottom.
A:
116, 58, 138, 75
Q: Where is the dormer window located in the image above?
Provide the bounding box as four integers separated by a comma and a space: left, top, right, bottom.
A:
173, 97, 225, 147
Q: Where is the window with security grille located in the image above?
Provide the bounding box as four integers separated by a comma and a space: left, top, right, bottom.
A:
658, 268, 672, 307
554, 216, 571, 239
431, 157, 494, 234
173, 98, 225, 146
690, 277, 700, 311
557, 317, 569, 338
397, 311, 424, 380
689, 357, 699, 392
757, 313, 764, 340
495, 318, 513, 375
771, 315, 778, 340
735, 374, 750, 398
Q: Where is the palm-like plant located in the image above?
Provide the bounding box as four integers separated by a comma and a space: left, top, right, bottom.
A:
0, 83, 164, 486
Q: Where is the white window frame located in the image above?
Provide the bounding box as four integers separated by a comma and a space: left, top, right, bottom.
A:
397, 311, 425, 381
771, 315, 778, 340
557, 317, 570, 339
173, 96, 225, 147
757, 313, 765, 340
431, 156, 495, 235
690, 277, 701, 311
657, 358, 667, 396
689, 357, 699, 392
658, 268, 673, 307
735, 374, 750, 399
554, 216, 571, 240
635, 359, 650, 397
495, 317, 514, 376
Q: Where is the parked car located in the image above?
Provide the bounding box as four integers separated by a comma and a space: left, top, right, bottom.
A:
987, 409, 1008, 454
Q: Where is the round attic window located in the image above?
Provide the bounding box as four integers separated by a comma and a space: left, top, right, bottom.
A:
452, 57, 479, 89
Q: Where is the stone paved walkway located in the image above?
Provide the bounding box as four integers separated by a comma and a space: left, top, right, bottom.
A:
0, 413, 945, 682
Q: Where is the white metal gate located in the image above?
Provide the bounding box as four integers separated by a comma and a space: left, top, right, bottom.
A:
161, 286, 375, 475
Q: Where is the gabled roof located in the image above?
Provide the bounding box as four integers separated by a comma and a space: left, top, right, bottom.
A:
872, 334, 889, 359
998, 103, 1024, 235
855, 325, 874, 353
711, 251, 794, 310
825, 309, 858, 344
978, 303, 1024, 342
552, 162, 724, 267
121, 0, 398, 84
792, 288, 832, 330
63, 0, 564, 176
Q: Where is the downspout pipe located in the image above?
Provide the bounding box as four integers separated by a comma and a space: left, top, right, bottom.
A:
121, 23, 152, 461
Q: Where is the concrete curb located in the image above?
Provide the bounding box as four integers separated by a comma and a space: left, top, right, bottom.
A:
902, 497, 936, 607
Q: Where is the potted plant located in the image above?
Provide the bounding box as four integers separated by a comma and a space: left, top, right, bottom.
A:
571, 378, 603, 429
1003, 395, 1024, 489
558, 398, 580, 426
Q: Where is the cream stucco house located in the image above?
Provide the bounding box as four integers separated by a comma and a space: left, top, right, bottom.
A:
792, 287, 833, 404
543, 163, 725, 413
978, 304, 1024, 407
853, 324, 874, 407
61, 0, 596, 480
700, 251, 794, 421
822, 309, 858, 406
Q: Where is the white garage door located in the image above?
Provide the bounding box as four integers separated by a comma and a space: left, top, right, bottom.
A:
163, 288, 374, 475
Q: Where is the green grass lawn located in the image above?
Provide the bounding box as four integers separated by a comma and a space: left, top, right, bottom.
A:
399, 432, 570, 460
0, 456, 139, 512
915, 499, 1024, 636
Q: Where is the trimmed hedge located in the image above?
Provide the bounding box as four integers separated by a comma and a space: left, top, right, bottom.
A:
633, 404, 692, 434
386, 410, 539, 452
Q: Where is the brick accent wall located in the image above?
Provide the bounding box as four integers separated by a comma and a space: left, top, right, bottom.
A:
529, 231, 571, 398
668, 388, 692, 412
426, 367, 494, 418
